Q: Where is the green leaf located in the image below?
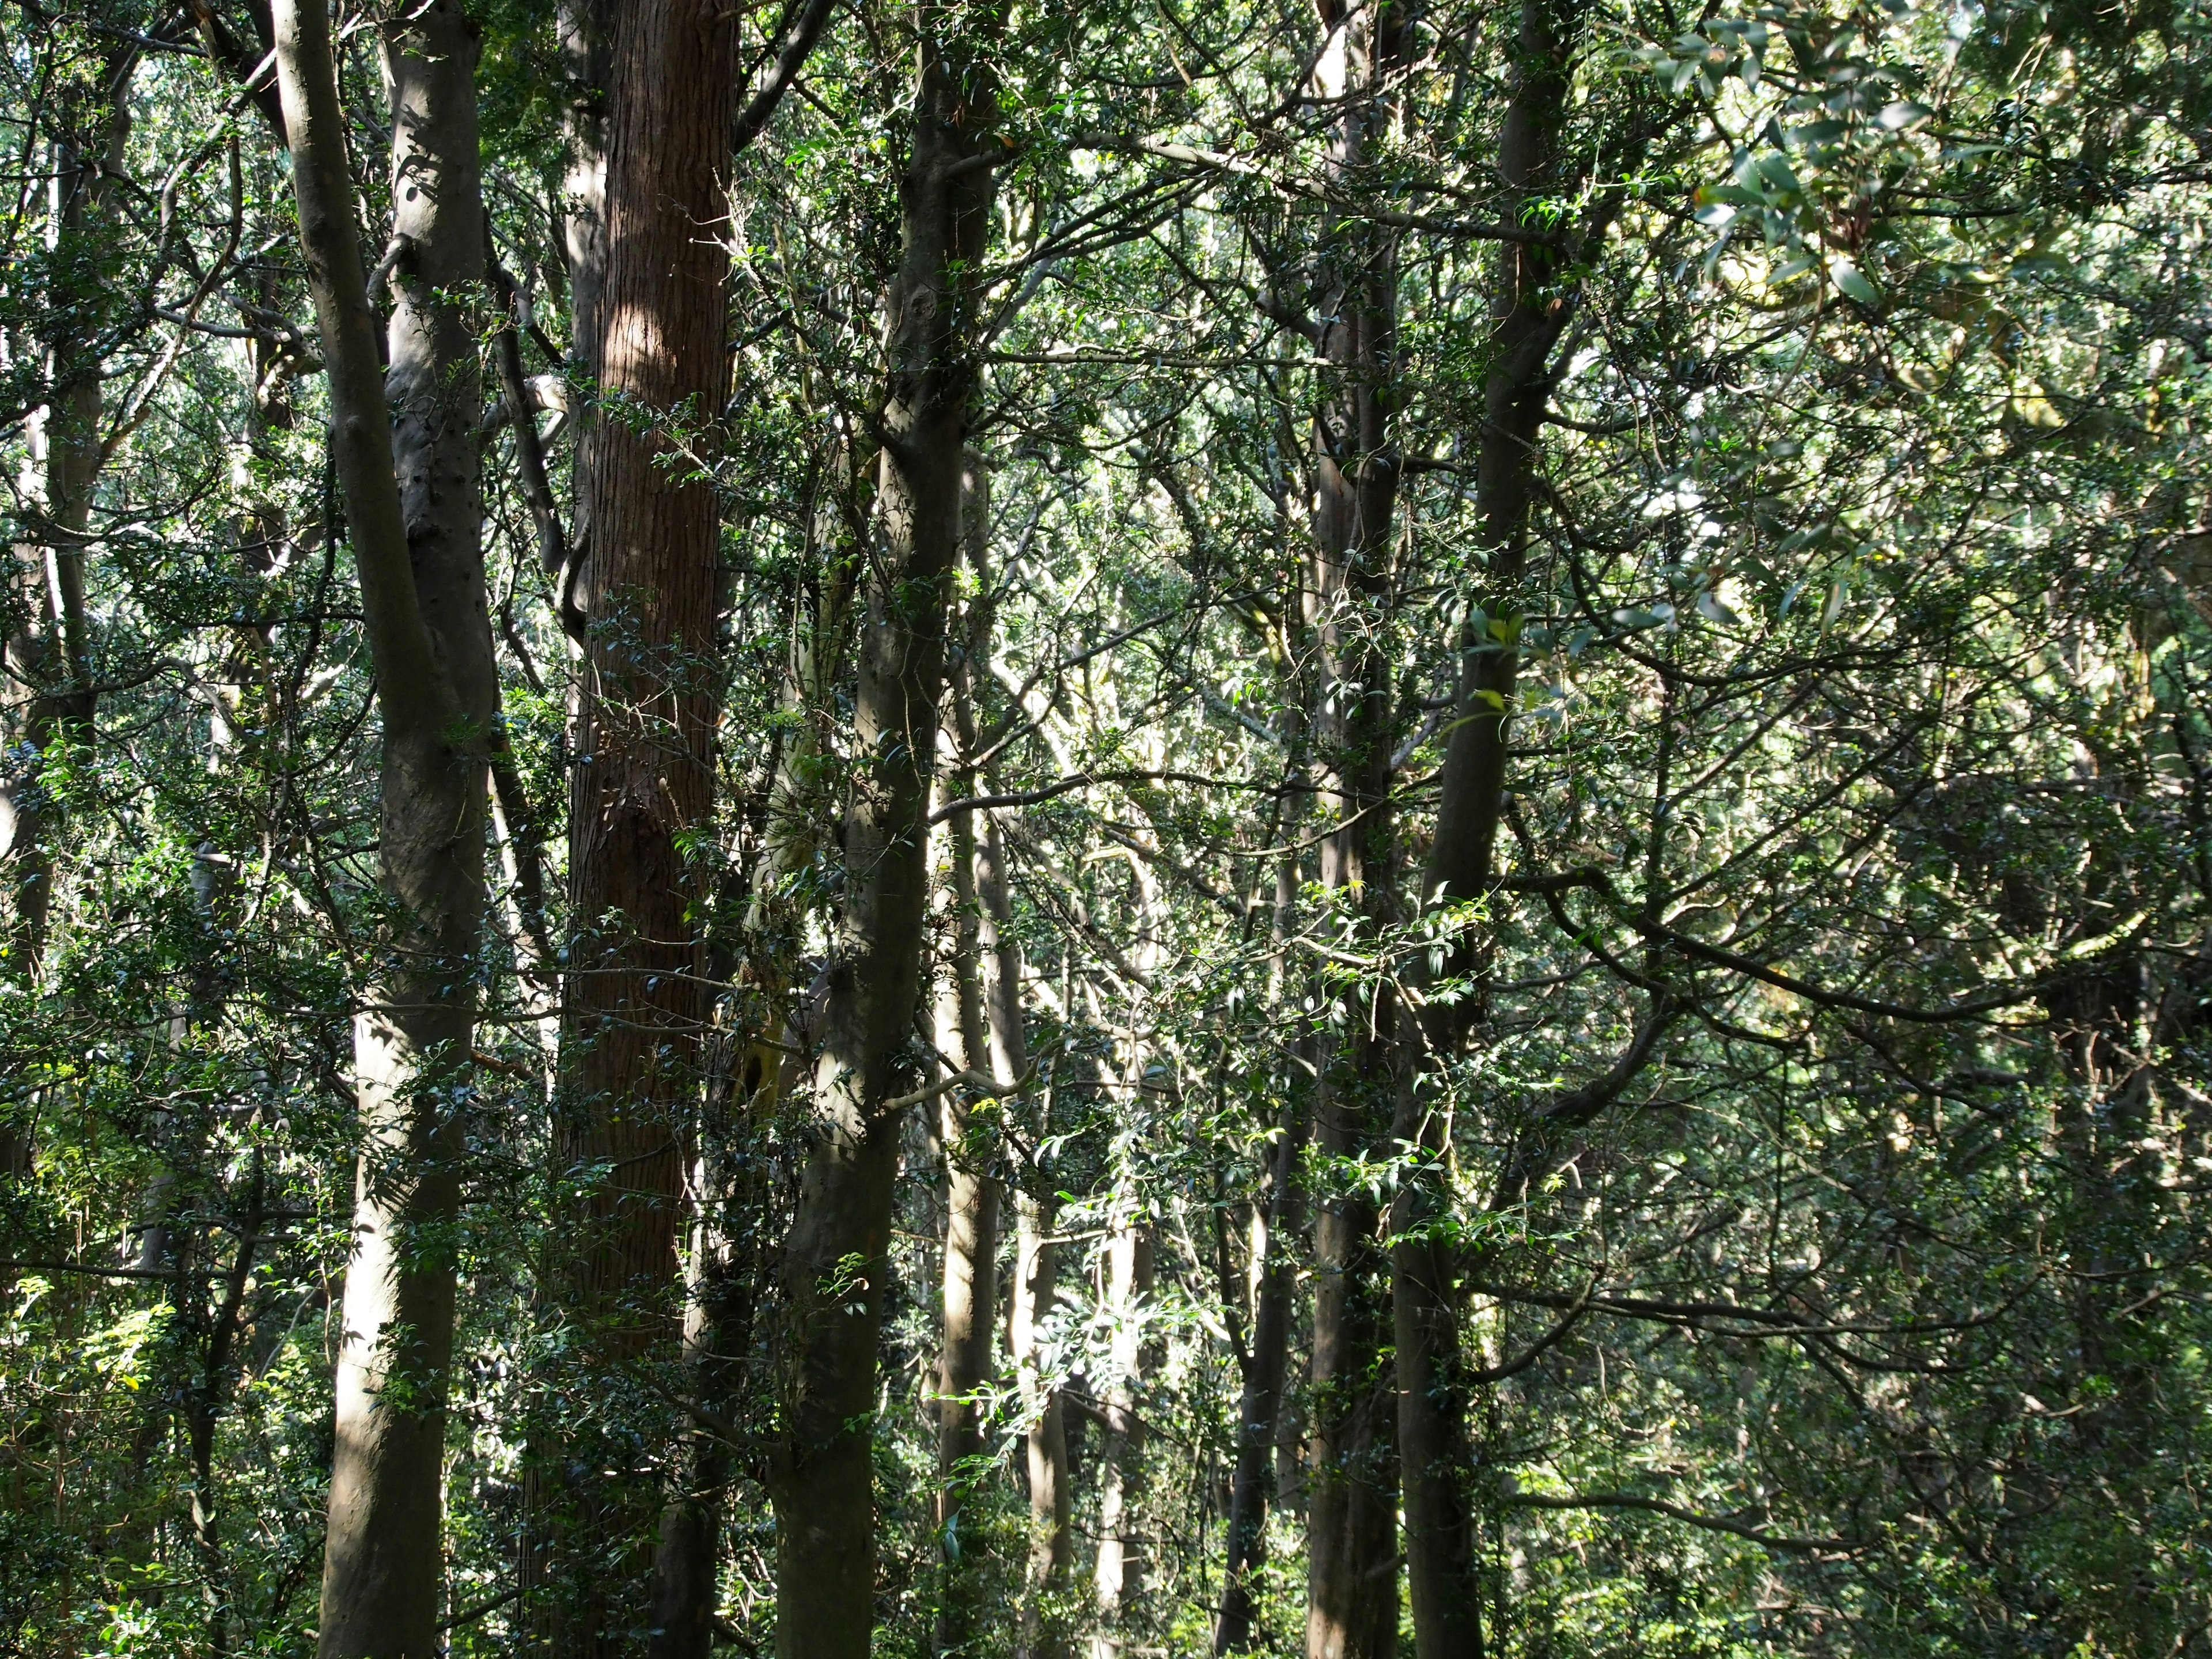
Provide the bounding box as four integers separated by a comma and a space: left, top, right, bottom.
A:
1831, 261, 1881, 306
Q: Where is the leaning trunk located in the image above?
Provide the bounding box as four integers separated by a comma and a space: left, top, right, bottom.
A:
273, 0, 494, 1652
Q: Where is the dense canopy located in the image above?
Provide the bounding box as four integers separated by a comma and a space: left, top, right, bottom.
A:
2, 0, 2210, 1654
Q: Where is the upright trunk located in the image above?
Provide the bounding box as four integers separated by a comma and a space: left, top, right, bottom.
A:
770, 17, 1001, 1656
1216, 857, 1310, 1654
933, 797, 1000, 1640
1012, 1179, 1072, 1659
645, 1043, 765, 1659
934, 465, 1002, 1656
551, 0, 736, 1642
1094, 851, 1167, 1657
1304, 9, 1404, 1658
1395, 5, 1586, 1655
0, 51, 131, 1184
556, 0, 612, 586
271, 0, 495, 1653
986, 813, 1070, 1659
1090, 1215, 1154, 1656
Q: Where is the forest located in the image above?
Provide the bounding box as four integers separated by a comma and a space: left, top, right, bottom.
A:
2, 0, 2209, 1652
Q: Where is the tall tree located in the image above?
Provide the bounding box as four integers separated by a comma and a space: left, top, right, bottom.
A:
270, 0, 498, 1650
1302, 6, 1407, 1656
1393, 3, 1598, 1650
770, 9, 1005, 1654
545, 0, 736, 1638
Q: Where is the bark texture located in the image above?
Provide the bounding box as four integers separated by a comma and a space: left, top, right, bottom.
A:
273, 0, 494, 1652
770, 17, 1002, 1653
933, 535, 1002, 1655
1091, 1215, 1154, 1656
0, 51, 131, 1180
1215, 859, 1309, 1652
551, 0, 737, 1641
1391, 5, 1589, 1652
992, 815, 1069, 1659
1304, 9, 1404, 1658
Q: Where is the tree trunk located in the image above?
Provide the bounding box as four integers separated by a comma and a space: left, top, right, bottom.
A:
1091, 1217, 1154, 1657
1395, 4, 1588, 1654
547, 0, 737, 1641
0, 48, 131, 1199
982, 808, 1069, 1659
1013, 1181, 1072, 1659
1304, 10, 1404, 1659
271, 0, 495, 1652
934, 501, 1002, 1655
555, 0, 613, 591
1216, 853, 1310, 1653
769, 17, 1001, 1656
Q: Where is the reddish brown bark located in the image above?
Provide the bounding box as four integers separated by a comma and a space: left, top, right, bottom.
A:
548, 0, 736, 1643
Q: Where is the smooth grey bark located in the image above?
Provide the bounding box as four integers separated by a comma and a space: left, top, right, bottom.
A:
1093, 852, 1166, 1657
273, 0, 495, 1652
1012, 1175, 1072, 1659
933, 486, 1001, 1655
1090, 1215, 1154, 1656
986, 812, 1069, 1659
769, 14, 1003, 1656
554, 0, 612, 593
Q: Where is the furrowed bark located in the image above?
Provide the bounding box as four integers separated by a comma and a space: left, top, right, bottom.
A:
549, 0, 736, 1641
272, 0, 495, 1652
1395, 4, 1588, 1654
770, 17, 1003, 1653
1304, 9, 1404, 1658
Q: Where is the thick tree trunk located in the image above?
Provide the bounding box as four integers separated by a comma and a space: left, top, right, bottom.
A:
1304, 10, 1404, 1659
1395, 5, 1586, 1655
272, 0, 495, 1652
769, 18, 1001, 1656
548, 0, 737, 1643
